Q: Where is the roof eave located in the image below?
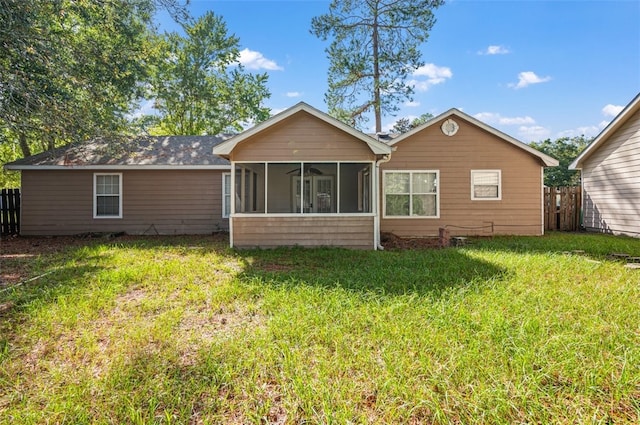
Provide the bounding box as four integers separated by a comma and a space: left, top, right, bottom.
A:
3, 164, 231, 171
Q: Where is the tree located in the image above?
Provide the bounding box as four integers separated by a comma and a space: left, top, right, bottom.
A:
311, 0, 444, 132
530, 136, 591, 186
0, 0, 188, 158
392, 113, 434, 133
147, 11, 271, 135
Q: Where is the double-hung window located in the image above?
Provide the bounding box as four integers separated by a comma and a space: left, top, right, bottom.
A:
222, 173, 231, 218
94, 173, 122, 218
384, 171, 439, 218
471, 170, 501, 200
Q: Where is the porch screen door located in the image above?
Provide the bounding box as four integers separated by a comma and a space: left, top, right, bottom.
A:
293, 176, 334, 213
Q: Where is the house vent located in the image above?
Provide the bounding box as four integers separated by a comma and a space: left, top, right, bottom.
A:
376, 132, 391, 140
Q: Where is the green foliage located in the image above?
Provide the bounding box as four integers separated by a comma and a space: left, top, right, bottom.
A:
311, 0, 444, 132
0, 0, 188, 159
392, 112, 434, 133
146, 11, 271, 135
530, 136, 591, 186
0, 135, 21, 187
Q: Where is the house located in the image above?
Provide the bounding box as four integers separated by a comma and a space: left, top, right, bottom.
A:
5, 102, 558, 248
4, 136, 232, 236
569, 92, 640, 237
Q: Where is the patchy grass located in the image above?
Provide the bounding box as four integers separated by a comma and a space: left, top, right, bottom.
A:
0, 232, 639, 424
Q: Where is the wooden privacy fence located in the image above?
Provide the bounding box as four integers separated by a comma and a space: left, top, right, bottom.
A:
544, 186, 581, 231
1, 188, 20, 236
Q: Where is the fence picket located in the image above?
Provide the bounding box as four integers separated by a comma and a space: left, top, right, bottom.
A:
1, 188, 20, 236
544, 186, 581, 231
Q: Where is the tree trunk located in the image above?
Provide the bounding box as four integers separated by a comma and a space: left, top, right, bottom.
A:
372, 6, 382, 133
18, 132, 31, 158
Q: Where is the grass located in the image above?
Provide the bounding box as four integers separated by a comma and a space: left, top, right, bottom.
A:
0, 232, 639, 424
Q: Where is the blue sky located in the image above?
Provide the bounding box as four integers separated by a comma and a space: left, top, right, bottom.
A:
159, 0, 640, 142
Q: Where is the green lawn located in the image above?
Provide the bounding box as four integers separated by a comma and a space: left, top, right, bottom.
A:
1, 233, 639, 424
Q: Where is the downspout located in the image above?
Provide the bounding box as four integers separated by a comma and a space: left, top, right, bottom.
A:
374, 153, 392, 250
229, 160, 234, 249
540, 167, 544, 236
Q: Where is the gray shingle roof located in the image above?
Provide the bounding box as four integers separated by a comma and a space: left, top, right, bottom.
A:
5, 135, 232, 168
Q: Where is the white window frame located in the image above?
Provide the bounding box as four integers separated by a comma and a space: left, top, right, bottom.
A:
471, 170, 502, 201
383, 170, 439, 219
93, 173, 122, 219
222, 172, 231, 218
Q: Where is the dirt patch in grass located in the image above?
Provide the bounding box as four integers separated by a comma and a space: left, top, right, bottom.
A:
380, 232, 441, 250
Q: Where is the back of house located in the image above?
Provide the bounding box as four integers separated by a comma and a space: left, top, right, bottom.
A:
4, 103, 559, 248
380, 109, 558, 237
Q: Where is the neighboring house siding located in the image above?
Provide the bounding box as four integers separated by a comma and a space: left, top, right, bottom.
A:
231, 111, 376, 162
380, 118, 544, 237
232, 216, 375, 249
581, 109, 640, 236
20, 170, 228, 236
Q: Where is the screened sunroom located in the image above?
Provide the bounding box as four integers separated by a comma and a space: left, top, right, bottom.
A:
213, 102, 392, 249
227, 162, 373, 216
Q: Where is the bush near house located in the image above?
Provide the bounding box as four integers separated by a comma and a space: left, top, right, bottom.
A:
0, 233, 638, 424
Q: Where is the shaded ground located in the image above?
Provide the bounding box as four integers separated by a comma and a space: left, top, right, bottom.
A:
0, 232, 441, 287
1, 235, 94, 287
0, 233, 231, 287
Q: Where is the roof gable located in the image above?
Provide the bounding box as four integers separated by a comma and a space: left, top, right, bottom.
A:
569, 92, 640, 170
212, 102, 392, 157
387, 108, 559, 167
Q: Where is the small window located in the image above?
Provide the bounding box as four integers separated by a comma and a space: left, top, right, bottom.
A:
94, 173, 122, 218
384, 170, 439, 218
222, 173, 231, 218
471, 170, 501, 200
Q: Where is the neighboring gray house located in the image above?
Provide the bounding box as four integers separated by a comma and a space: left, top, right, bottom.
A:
570, 92, 640, 237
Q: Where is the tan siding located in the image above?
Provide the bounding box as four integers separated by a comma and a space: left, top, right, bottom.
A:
231, 111, 375, 162
20, 170, 228, 236
232, 216, 374, 249
381, 118, 545, 236
582, 109, 640, 236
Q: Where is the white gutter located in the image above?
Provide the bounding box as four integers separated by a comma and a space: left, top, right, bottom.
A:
374, 153, 392, 250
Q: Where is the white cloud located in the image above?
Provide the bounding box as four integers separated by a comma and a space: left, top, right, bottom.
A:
474, 112, 535, 126
556, 125, 602, 139
238, 48, 283, 71
129, 99, 156, 119
404, 100, 420, 107
408, 63, 452, 91
602, 103, 624, 117
286, 91, 302, 98
518, 125, 550, 142
478, 45, 510, 55
508, 71, 551, 89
